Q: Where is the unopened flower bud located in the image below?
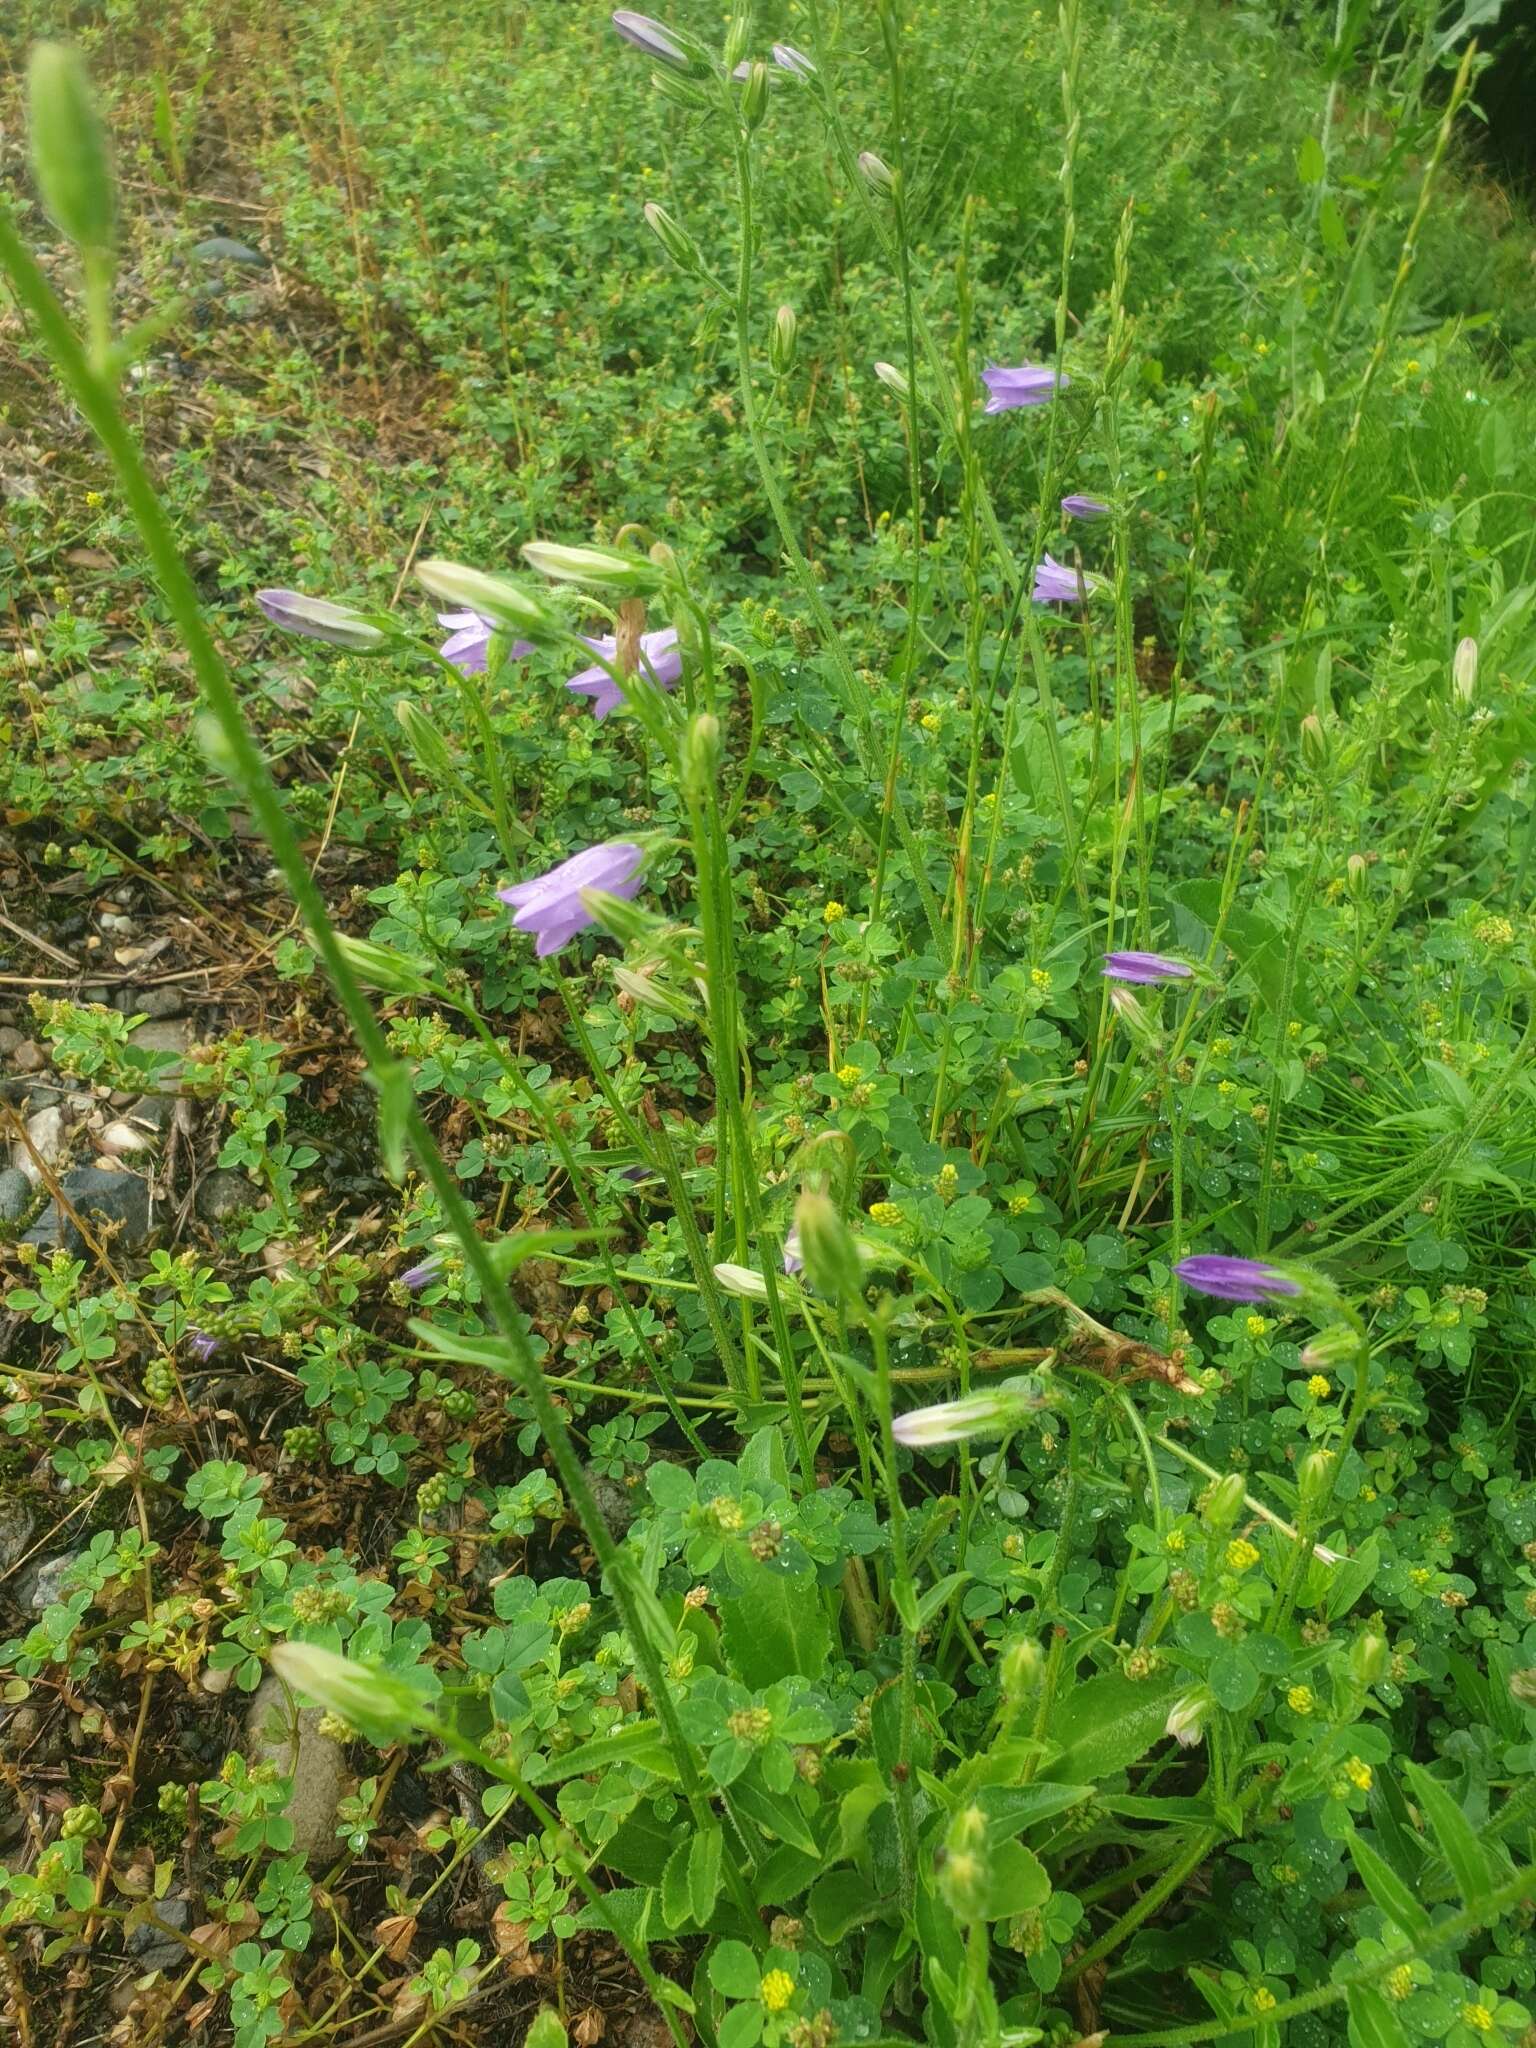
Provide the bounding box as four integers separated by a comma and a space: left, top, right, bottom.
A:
333, 937, 435, 998
873, 360, 909, 398
395, 699, 460, 783
1509, 1667, 1536, 1708
1299, 1325, 1363, 1370
1000, 1636, 1043, 1697
643, 201, 705, 276
1299, 713, 1331, 776
770, 304, 798, 378
521, 541, 660, 595
682, 713, 722, 798
713, 1262, 769, 1301
415, 561, 555, 640
270, 1642, 434, 1744
256, 589, 390, 651
722, 8, 752, 71
1298, 1448, 1336, 1511
1201, 1472, 1247, 1532
28, 43, 115, 260
771, 43, 816, 81
1349, 1630, 1388, 1687
1453, 636, 1478, 709
740, 60, 770, 129
793, 1188, 863, 1304
1346, 853, 1369, 900
610, 11, 694, 69
858, 151, 896, 194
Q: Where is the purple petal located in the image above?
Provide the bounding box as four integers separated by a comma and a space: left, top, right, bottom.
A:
981, 363, 1068, 414
1102, 951, 1194, 985
611, 11, 689, 66
564, 628, 681, 720
1061, 494, 1109, 521
1174, 1255, 1303, 1303
497, 841, 646, 957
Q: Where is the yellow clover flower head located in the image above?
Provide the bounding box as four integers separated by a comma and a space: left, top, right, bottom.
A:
761, 1969, 796, 2014
1226, 1538, 1260, 1572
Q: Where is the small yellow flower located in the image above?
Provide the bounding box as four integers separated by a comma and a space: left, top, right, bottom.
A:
1385, 1965, 1415, 2001
1165, 1528, 1187, 1554
1226, 1538, 1260, 1572
920, 712, 941, 733
1361, 1484, 1377, 1502
1246, 1315, 1269, 1338
1405, 358, 1421, 373
1476, 915, 1514, 949
1287, 1685, 1315, 1716
1031, 967, 1051, 992
1345, 1757, 1372, 1792
1410, 1566, 1433, 1589
760, 1969, 796, 2014
823, 901, 846, 925
835, 1064, 862, 1087
1461, 2003, 1494, 2033
1250, 1988, 1276, 2013
85, 489, 104, 508
868, 1202, 902, 1227
1306, 1374, 1331, 1399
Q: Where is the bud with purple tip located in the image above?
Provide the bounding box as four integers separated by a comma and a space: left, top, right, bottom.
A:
610, 11, 690, 67
255, 590, 390, 652
1174, 1255, 1304, 1304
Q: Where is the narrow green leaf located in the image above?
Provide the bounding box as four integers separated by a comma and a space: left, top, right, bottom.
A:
1402, 1762, 1493, 1906
1349, 1833, 1431, 1943
1347, 1984, 1412, 2048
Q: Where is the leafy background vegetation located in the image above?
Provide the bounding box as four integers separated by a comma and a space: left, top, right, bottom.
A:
2, 2, 1536, 2047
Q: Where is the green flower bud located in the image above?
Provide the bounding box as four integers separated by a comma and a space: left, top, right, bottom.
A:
740, 60, 771, 130
1299, 713, 1332, 776
1000, 1636, 1043, 1698
521, 541, 661, 595
793, 1188, 863, 1304
1201, 1471, 1247, 1532
1346, 853, 1369, 901
414, 561, 556, 640
1348, 1630, 1389, 1688
395, 698, 461, 785
770, 304, 798, 378
682, 713, 722, 799
857, 151, 896, 194
269, 1642, 435, 1745
28, 44, 114, 257
332, 936, 435, 998
873, 360, 909, 398
643, 201, 705, 276
1453, 636, 1478, 709
713, 1261, 770, 1301
1298, 1448, 1336, 1512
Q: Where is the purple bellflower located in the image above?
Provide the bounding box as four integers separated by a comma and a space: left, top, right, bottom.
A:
1032, 553, 1105, 605
400, 1255, 444, 1291
1174, 1255, 1303, 1303
782, 1229, 803, 1276
566, 627, 682, 719
186, 1329, 220, 1363
1062, 493, 1110, 520
772, 43, 816, 79
1102, 952, 1194, 984
981, 363, 1068, 414
499, 842, 646, 957
437, 610, 533, 676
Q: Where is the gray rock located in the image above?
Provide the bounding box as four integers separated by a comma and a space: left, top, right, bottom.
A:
0, 1028, 22, 1058
192, 236, 266, 267
23, 1165, 152, 1253
14, 1104, 67, 1184
129, 1015, 194, 1094
245, 1674, 348, 1861
0, 1168, 32, 1222
116, 986, 185, 1020
125, 1092, 179, 1135
18, 1550, 84, 1613
0, 1497, 35, 1577
8, 1039, 46, 1075
127, 1891, 190, 1971
197, 1169, 259, 1224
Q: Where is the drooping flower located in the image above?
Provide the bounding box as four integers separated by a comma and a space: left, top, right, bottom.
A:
186, 1329, 219, 1363
771, 42, 816, 79
981, 363, 1068, 414
1174, 1255, 1303, 1303
400, 1255, 444, 1292
610, 10, 689, 65
255, 589, 387, 651
436, 610, 532, 676
1165, 1693, 1211, 1749
498, 841, 646, 957
893, 1382, 1049, 1448
782, 1229, 803, 1276
1032, 553, 1105, 604
1061, 493, 1110, 520
565, 628, 681, 719
1102, 951, 1194, 984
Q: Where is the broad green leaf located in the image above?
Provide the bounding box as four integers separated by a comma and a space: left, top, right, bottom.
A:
731, 1771, 821, 1856
525, 2008, 568, 2048
809, 1867, 895, 1943
1298, 133, 1326, 184
1349, 1833, 1430, 1943
1209, 1644, 1260, 1711
1347, 1984, 1412, 2048
720, 1567, 829, 1687
1401, 1762, 1493, 1906
1045, 1673, 1187, 1783
975, 1839, 1050, 1921
915, 1571, 971, 1631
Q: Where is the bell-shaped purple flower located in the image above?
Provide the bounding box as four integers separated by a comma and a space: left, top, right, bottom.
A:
1061, 493, 1109, 520
256, 589, 387, 651
981, 363, 1068, 414
499, 842, 646, 957
437, 610, 533, 676
782, 1229, 803, 1277
1174, 1255, 1303, 1303
1032, 553, 1105, 605
1102, 951, 1193, 984
611, 10, 688, 65
186, 1329, 220, 1363
400, 1255, 444, 1291
566, 628, 682, 719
